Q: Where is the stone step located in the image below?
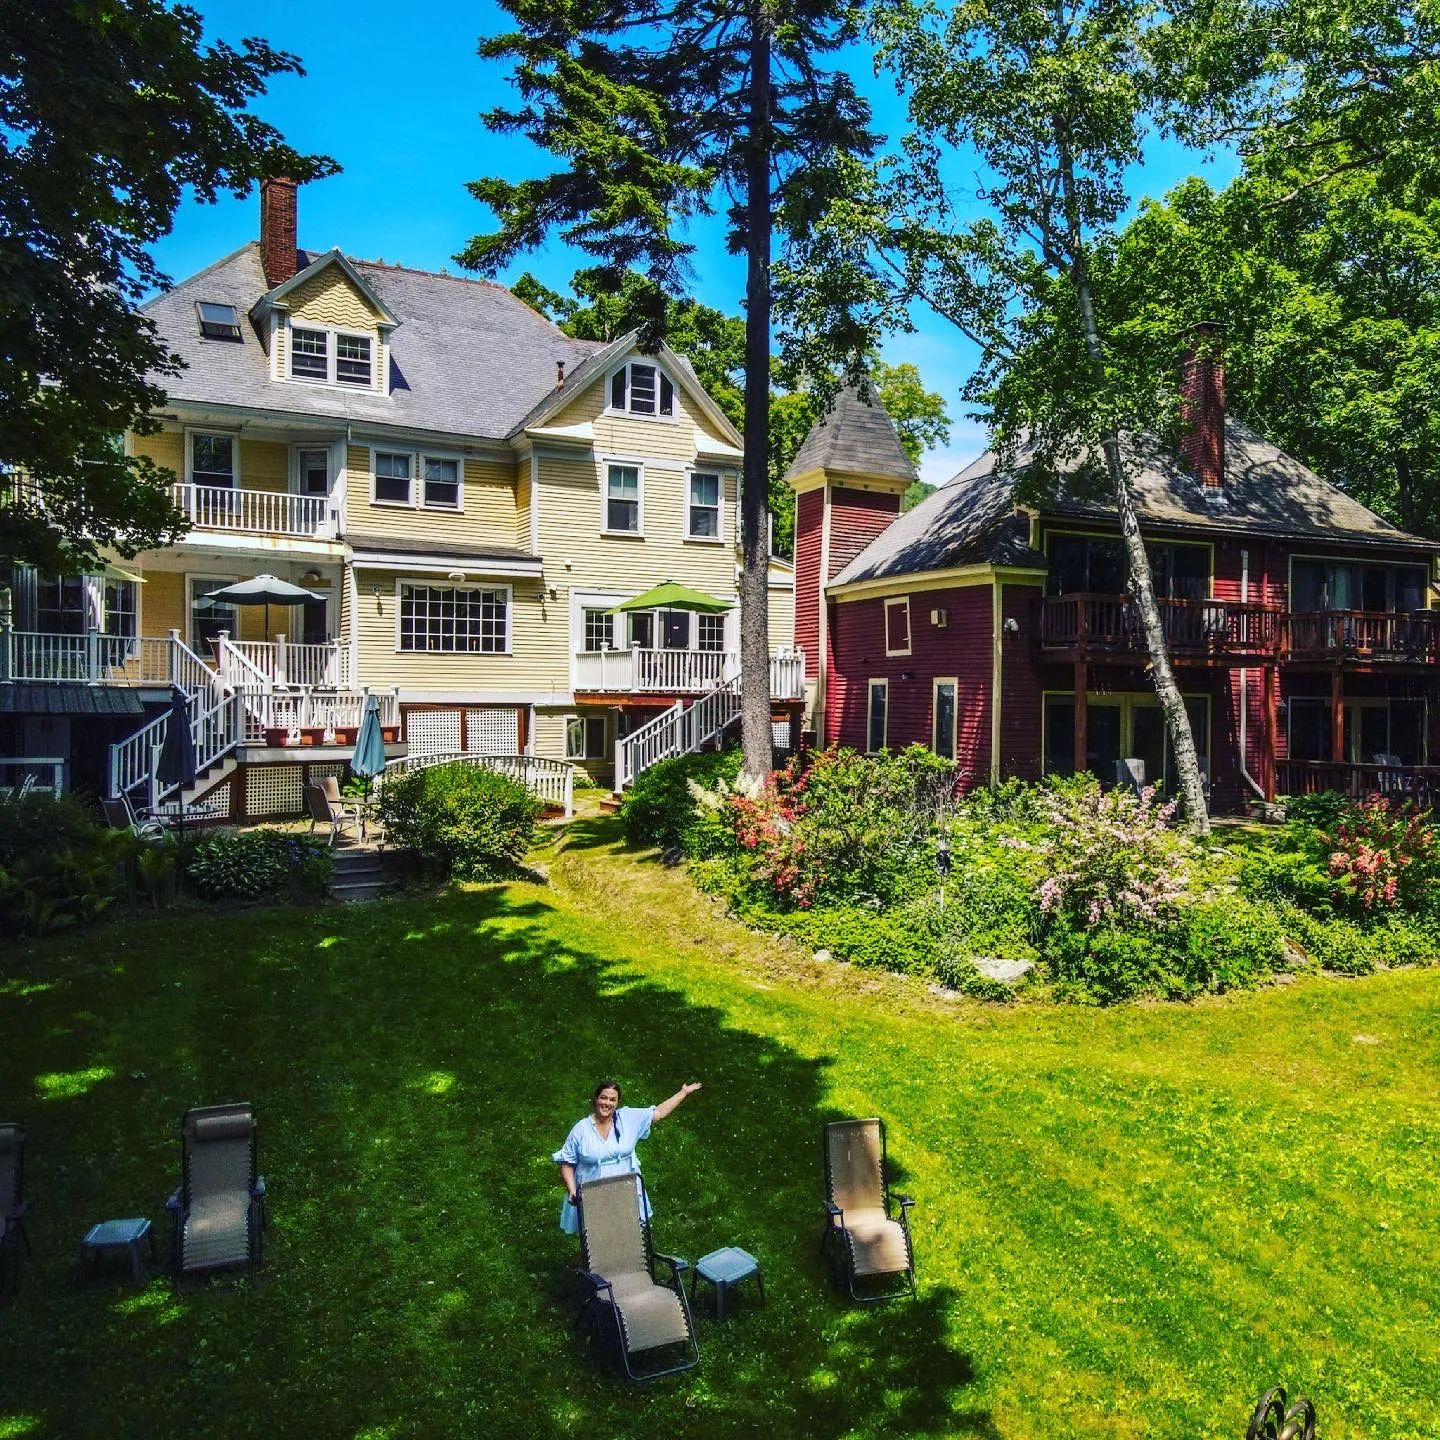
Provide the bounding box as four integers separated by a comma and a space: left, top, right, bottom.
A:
330, 880, 392, 903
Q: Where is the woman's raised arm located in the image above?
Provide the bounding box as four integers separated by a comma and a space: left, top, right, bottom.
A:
652, 1082, 702, 1123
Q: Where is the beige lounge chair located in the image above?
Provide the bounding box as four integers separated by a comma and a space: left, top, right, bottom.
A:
576, 1173, 698, 1380
305, 781, 359, 846
821, 1118, 916, 1302
0, 1122, 29, 1293
165, 1104, 266, 1277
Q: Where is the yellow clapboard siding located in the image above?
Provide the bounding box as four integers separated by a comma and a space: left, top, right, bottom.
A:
137, 569, 186, 639
768, 578, 795, 644
131, 429, 183, 477
288, 265, 381, 330
239, 438, 288, 494
351, 573, 566, 692
345, 451, 522, 550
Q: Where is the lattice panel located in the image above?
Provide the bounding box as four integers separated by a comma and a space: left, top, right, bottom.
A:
406, 709, 462, 754
772, 720, 793, 748
309, 762, 348, 782
465, 708, 518, 755
245, 764, 306, 817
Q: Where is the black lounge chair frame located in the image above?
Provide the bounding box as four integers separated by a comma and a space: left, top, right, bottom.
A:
575, 1175, 699, 1382
1, 1122, 30, 1294
165, 1103, 267, 1281
820, 1117, 916, 1303
1247, 1386, 1316, 1440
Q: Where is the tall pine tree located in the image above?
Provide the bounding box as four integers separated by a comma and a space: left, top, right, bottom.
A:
461, 0, 878, 786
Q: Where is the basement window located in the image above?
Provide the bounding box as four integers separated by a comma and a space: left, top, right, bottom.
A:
196, 302, 242, 342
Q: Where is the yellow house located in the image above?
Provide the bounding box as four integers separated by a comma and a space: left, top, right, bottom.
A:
0, 180, 799, 817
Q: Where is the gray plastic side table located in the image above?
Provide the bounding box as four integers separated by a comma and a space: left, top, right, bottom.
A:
691, 1246, 764, 1322
82, 1218, 156, 1283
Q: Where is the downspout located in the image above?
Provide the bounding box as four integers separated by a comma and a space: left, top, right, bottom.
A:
1237, 547, 1265, 799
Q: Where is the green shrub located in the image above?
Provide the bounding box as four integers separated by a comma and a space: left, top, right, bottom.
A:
619, 747, 742, 854
1174, 896, 1286, 992
1282, 791, 1351, 830
188, 829, 332, 901
378, 763, 540, 881
1239, 838, 1338, 914
1044, 920, 1182, 1004
0, 792, 124, 937
760, 904, 936, 973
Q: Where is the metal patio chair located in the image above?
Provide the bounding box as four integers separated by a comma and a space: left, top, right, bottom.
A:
165, 1104, 266, 1278
820, 1117, 916, 1302
0, 1122, 30, 1294
1247, 1385, 1316, 1440
575, 1173, 699, 1381
305, 781, 359, 847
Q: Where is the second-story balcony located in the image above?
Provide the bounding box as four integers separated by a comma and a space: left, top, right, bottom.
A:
574, 646, 806, 700
170, 483, 339, 542
1040, 594, 1286, 662
1287, 610, 1440, 664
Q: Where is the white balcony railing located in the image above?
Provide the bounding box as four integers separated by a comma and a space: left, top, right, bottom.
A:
170, 482, 336, 539
575, 646, 805, 699
220, 636, 350, 689
1, 627, 224, 693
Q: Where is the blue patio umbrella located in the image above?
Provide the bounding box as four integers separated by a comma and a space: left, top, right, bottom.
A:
350, 693, 386, 782
156, 686, 197, 794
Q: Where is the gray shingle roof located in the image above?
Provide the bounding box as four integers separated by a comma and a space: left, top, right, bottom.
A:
142, 244, 605, 442
833, 417, 1437, 589
0, 683, 144, 716
347, 533, 538, 565
784, 387, 917, 484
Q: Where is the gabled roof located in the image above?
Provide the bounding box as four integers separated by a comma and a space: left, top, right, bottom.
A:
785, 386, 917, 485
142, 243, 606, 442
253, 249, 399, 327
832, 416, 1438, 590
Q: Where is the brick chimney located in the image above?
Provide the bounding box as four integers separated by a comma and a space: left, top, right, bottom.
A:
259, 177, 300, 289
1179, 321, 1226, 488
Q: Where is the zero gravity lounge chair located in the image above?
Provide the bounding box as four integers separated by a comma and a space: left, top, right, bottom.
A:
0, 1122, 30, 1293
821, 1118, 916, 1302
576, 1173, 699, 1381
166, 1104, 267, 1278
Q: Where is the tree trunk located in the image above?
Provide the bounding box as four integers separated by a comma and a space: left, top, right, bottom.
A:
1396, 451, 1417, 533
1054, 123, 1210, 834
738, 1, 773, 789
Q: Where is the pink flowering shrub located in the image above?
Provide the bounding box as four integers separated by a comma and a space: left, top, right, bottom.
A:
1032, 775, 1194, 930
1319, 797, 1439, 913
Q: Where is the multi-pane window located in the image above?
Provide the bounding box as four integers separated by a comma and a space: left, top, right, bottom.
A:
867, 680, 889, 753
1047, 534, 1209, 600
290, 327, 329, 380
36, 575, 86, 634
297, 448, 329, 496
605, 465, 641, 533
423, 456, 461, 508
628, 611, 655, 649
609, 362, 675, 417
374, 452, 413, 504
687, 471, 721, 539
697, 614, 726, 652
399, 584, 508, 653
196, 301, 242, 341
933, 680, 957, 760
190, 433, 235, 489
583, 608, 614, 652
103, 579, 137, 640
336, 333, 372, 386
566, 715, 607, 760
884, 597, 911, 656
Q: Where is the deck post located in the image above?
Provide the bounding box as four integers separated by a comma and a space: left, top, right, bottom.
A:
0, 620, 11, 682
1263, 665, 1279, 800
1331, 667, 1344, 767
1074, 661, 1088, 777
630, 642, 640, 695
274, 633, 287, 687
167, 628, 181, 686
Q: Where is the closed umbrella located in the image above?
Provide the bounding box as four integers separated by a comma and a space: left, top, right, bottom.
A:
204, 574, 325, 640
156, 686, 197, 865
351, 693, 386, 782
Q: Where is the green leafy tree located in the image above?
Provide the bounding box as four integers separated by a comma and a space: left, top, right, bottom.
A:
0, 0, 336, 573
462, 0, 879, 786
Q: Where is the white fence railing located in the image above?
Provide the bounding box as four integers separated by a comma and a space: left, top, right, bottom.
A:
0, 757, 65, 796
170, 482, 335, 539
107, 690, 244, 804
575, 646, 805, 698
3, 626, 222, 694
222, 636, 349, 689
615, 675, 745, 790
242, 688, 399, 742
381, 750, 575, 817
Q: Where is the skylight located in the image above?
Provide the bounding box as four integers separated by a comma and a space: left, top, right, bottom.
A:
196, 301, 242, 342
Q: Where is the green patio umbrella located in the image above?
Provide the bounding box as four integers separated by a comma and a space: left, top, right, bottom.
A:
606, 582, 731, 615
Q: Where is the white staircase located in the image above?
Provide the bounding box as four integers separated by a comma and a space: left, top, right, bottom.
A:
615, 675, 743, 790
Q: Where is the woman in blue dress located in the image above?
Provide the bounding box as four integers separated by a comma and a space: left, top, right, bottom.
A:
553, 1077, 701, 1235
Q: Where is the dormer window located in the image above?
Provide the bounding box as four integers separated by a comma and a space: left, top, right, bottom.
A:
610, 361, 675, 417
287, 322, 374, 387
196, 302, 242, 342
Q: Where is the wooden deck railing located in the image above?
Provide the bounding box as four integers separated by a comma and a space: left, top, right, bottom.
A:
1277, 759, 1440, 805
1040, 594, 1285, 657
1287, 610, 1440, 662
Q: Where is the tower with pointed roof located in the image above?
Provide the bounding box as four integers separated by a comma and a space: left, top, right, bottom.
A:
785, 386, 916, 740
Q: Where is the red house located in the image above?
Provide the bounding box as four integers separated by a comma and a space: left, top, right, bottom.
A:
789, 356, 1440, 812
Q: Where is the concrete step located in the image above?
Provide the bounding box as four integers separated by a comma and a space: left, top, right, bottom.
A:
330, 879, 392, 903
600, 795, 623, 813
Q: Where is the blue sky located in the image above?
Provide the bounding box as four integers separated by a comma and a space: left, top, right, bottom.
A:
155, 3, 1237, 485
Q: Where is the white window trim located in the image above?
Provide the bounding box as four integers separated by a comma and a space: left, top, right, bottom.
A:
932, 677, 958, 760
187, 573, 242, 649
884, 596, 912, 657
370, 447, 415, 508
284, 319, 377, 391
565, 713, 608, 761
393, 578, 513, 656
683, 466, 727, 544
418, 451, 465, 513
290, 443, 334, 497
867, 679, 889, 753
601, 459, 646, 538
604, 360, 679, 423
185, 428, 241, 489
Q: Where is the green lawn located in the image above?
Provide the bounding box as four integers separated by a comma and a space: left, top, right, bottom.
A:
1, 817, 1437, 1439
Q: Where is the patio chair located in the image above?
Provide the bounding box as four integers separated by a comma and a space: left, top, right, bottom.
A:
1116, 757, 1145, 795
101, 795, 167, 841
1246, 1385, 1316, 1440
575, 1173, 699, 1381
165, 1104, 266, 1278
0, 1122, 29, 1293
821, 1118, 916, 1302
305, 781, 358, 847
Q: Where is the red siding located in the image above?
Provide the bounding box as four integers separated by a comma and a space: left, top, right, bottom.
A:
998, 585, 1046, 782
827, 488, 900, 581
825, 585, 993, 788
794, 489, 824, 678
